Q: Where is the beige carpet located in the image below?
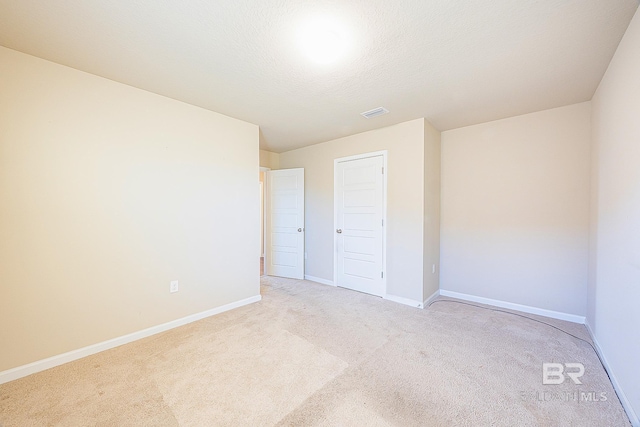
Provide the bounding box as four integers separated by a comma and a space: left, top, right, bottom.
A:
0, 276, 631, 426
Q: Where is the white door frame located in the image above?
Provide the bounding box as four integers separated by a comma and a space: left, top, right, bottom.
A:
333, 150, 388, 293
260, 167, 270, 268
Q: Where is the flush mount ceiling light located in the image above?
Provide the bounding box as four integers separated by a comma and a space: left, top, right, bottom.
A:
298, 18, 349, 64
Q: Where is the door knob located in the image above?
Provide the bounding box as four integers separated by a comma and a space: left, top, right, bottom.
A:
298, 228, 302, 232
336, 229, 342, 234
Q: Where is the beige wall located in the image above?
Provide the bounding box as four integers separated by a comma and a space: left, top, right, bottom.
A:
441, 102, 591, 316
590, 8, 640, 422
0, 47, 260, 372
423, 121, 441, 300
279, 119, 428, 302
259, 150, 280, 169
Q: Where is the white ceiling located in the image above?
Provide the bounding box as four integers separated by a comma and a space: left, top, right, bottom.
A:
0, 1, 637, 153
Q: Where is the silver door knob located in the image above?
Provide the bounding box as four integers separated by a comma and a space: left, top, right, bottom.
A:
336, 229, 342, 234
298, 228, 302, 232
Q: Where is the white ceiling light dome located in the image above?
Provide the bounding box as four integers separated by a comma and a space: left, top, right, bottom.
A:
297, 17, 350, 65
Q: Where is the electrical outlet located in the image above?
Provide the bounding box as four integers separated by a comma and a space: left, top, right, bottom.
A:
170, 280, 179, 293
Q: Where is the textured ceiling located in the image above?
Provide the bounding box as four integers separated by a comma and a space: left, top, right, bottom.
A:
0, 0, 637, 152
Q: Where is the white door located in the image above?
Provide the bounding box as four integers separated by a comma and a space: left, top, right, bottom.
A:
335, 154, 385, 296
266, 168, 305, 279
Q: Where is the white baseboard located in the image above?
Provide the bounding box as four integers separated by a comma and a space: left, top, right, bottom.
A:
384, 294, 424, 309
304, 275, 335, 286
423, 289, 440, 307
438, 289, 586, 324
585, 321, 639, 427
0, 294, 262, 385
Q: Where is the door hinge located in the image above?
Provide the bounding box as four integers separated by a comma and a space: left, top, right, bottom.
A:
382, 167, 384, 174
381, 271, 384, 278
382, 219, 384, 227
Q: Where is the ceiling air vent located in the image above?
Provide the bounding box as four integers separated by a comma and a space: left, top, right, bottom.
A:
361, 107, 389, 119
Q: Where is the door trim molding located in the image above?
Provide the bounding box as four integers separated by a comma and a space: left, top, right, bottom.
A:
259, 167, 270, 268
333, 150, 388, 295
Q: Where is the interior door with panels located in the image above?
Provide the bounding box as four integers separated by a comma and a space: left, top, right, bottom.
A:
335, 153, 386, 297
266, 168, 305, 280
